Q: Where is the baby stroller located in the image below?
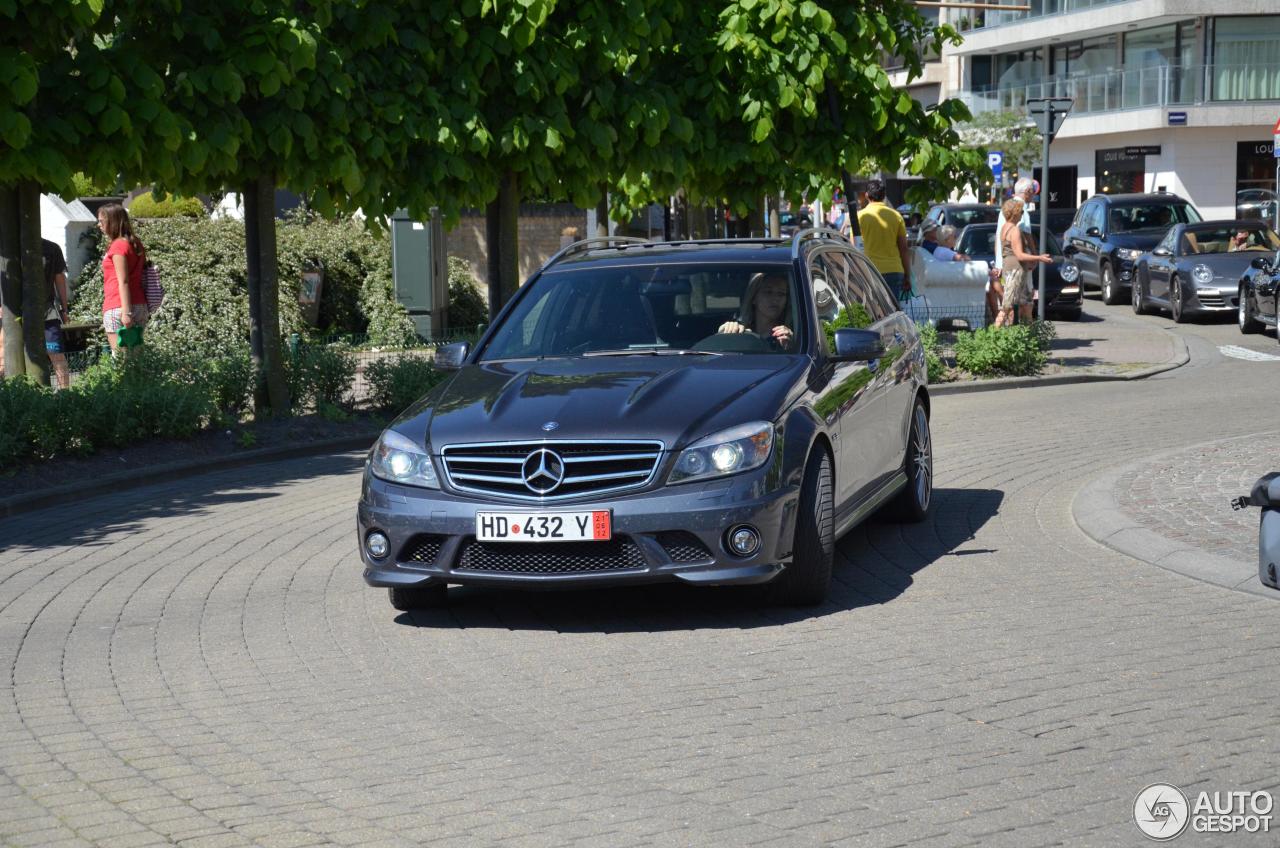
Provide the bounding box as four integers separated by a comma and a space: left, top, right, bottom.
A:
1231, 472, 1280, 589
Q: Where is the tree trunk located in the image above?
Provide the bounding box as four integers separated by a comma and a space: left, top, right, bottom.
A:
255, 176, 289, 415
486, 170, 520, 320
18, 182, 50, 385
0, 184, 23, 378
594, 187, 608, 238
243, 182, 267, 412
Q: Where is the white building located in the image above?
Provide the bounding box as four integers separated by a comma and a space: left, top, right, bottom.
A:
900, 0, 1280, 221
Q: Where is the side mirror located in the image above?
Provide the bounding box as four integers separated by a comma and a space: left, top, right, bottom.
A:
1152, 247, 1172, 257
831, 328, 884, 362
434, 341, 470, 371
1085, 227, 1101, 238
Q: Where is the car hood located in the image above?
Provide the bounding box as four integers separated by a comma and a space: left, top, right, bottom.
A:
409, 355, 805, 452
1180, 252, 1260, 286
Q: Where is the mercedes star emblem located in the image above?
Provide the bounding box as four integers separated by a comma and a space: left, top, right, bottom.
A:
521, 448, 566, 494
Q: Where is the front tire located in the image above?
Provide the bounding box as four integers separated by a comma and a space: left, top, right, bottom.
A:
1239, 286, 1261, 334
888, 400, 933, 522
766, 449, 833, 606
1132, 270, 1149, 315
389, 584, 447, 611
1101, 264, 1123, 305
1170, 275, 1188, 323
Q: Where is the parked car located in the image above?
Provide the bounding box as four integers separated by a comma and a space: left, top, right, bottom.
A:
779, 210, 812, 237
1063, 192, 1202, 305
1133, 220, 1280, 323
1238, 249, 1280, 336
956, 222, 1084, 319
923, 203, 1000, 233
357, 233, 933, 610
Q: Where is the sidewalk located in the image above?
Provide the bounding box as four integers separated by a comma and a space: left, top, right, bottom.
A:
933, 307, 1187, 394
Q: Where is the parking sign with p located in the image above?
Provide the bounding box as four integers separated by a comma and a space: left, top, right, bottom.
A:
988, 151, 1004, 182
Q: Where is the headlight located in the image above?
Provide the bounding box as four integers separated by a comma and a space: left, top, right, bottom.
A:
1059, 262, 1079, 283
669, 422, 774, 484
1192, 264, 1214, 286
1115, 248, 1143, 261
370, 430, 439, 488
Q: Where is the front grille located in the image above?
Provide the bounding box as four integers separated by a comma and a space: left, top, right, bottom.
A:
453, 537, 647, 574
402, 534, 446, 564
1197, 292, 1227, 307
655, 531, 714, 563
441, 440, 663, 502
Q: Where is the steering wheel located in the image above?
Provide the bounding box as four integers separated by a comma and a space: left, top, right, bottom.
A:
692, 331, 775, 353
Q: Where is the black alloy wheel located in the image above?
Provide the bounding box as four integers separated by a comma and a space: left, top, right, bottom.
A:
389, 584, 448, 611
1239, 286, 1261, 334
1170, 275, 1188, 323
1101, 264, 1123, 305
1132, 270, 1148, 315
889, 400, 933, 522
766, 449, 833, 606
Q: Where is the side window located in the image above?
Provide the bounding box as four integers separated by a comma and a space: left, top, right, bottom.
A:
808, 253, 853, 356
844, 252, 897, 321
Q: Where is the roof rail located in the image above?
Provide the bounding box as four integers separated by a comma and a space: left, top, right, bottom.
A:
543, 235, 649, 271
790, 227, 852, 260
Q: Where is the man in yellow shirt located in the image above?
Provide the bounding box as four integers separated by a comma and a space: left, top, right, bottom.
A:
856, 179, 913, 301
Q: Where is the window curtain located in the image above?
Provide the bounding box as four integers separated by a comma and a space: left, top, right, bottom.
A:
1213, 17, 1280, 100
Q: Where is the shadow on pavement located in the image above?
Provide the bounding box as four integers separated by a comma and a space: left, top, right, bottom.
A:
394, 487, 1003, 632
0, 452, 367, 552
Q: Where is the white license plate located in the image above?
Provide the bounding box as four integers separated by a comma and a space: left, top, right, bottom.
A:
476, 510, 612, 542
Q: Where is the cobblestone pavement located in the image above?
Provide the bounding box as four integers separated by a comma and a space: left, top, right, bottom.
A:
1114, 433, 1277, 567
2, 302, 1280, 848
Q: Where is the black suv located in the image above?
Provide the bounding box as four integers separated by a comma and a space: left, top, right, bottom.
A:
356, 232, 932, 610
1064, 192, 1202, 304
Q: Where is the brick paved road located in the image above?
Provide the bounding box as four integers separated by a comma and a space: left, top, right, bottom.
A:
2, 302, 1279, 848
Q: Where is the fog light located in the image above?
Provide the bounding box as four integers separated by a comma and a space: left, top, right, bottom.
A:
727, 525, 761, 557
366, 531, 390, 559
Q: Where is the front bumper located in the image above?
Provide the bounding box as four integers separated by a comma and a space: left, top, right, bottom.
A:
1185, 285, 1238, 315
357, 467, 800, 590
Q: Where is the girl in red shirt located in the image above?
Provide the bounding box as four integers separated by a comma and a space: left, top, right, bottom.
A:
97, 202, 149, 352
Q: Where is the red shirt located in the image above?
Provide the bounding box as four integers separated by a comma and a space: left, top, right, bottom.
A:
102, 238, 144, 312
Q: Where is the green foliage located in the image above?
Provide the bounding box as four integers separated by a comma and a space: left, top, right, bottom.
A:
235, 429, 258, 449
1028, 319, 1057, 351
287, 343, 357, 411
70, 172, 119, 198
822, 303, 873, 351
447, 257, 488, 332
359, 266, 418, 349
364, 354, 447, 414
960, 110, 1044, 189
0, 350, 216, 467
128, 191, 207, 218
954, 324, 1047, 377
916, 322, 945, 384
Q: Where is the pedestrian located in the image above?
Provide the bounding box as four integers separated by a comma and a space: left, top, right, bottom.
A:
42, 238, 71, 389
994, 177, 1037, 274
995, 197, 1051, 327
918, 219, 941, 254
97, 203, 149, 353
856, 179, 913, 301
933, 225, 970, 262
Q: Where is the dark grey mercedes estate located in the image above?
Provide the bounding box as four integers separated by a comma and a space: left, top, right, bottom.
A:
357, 230, 933, 609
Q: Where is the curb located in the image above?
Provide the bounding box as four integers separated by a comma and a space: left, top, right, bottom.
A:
930, 325, 1189, 395
1070, 442, 1273, 600
0, 433, 378, 521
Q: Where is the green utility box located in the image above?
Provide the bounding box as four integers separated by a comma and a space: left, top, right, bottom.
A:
391, 208, 448, 339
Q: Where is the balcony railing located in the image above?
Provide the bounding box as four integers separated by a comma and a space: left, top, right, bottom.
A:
963, 0, 1128, 30
959, 63, 1280, 118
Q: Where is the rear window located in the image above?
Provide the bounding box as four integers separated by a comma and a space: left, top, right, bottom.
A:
948, 207, 1000, 228
1109, 203, 1200, 233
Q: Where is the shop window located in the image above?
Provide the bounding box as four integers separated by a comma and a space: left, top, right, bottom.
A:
1236, 140, 1278, 222
1095, 148, 1145, 195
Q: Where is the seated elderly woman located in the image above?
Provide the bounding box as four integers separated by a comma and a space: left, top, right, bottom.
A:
932, 225, 970, 262
717, 271, 796, 351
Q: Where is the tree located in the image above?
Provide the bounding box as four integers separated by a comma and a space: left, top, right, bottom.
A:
960, 109, 1042, 200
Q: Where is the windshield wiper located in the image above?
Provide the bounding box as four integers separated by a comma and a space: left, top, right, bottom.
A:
582, 348, 722, 357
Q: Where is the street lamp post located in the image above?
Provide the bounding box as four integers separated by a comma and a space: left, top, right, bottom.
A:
1027, 97, 1073, 321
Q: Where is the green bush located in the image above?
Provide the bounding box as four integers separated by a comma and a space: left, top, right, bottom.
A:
954, 324, 1047, 377
359, 266, 419, 348
0, 350, 215, 467
447, 256, 489, 332
364, 353, 447, 414
288, 343, 357, 411
916, 322, 946, 384
128, 191, 207, 218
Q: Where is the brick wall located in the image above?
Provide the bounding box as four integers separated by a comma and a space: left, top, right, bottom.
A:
447, 203, 589, 288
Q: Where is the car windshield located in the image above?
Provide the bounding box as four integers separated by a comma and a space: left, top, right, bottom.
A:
958, 226, 1062, 257
1109, 203, 1200, 233
479, 263, 802, 361
948, 207, 1000, 228
1182, 225, 1280, 255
